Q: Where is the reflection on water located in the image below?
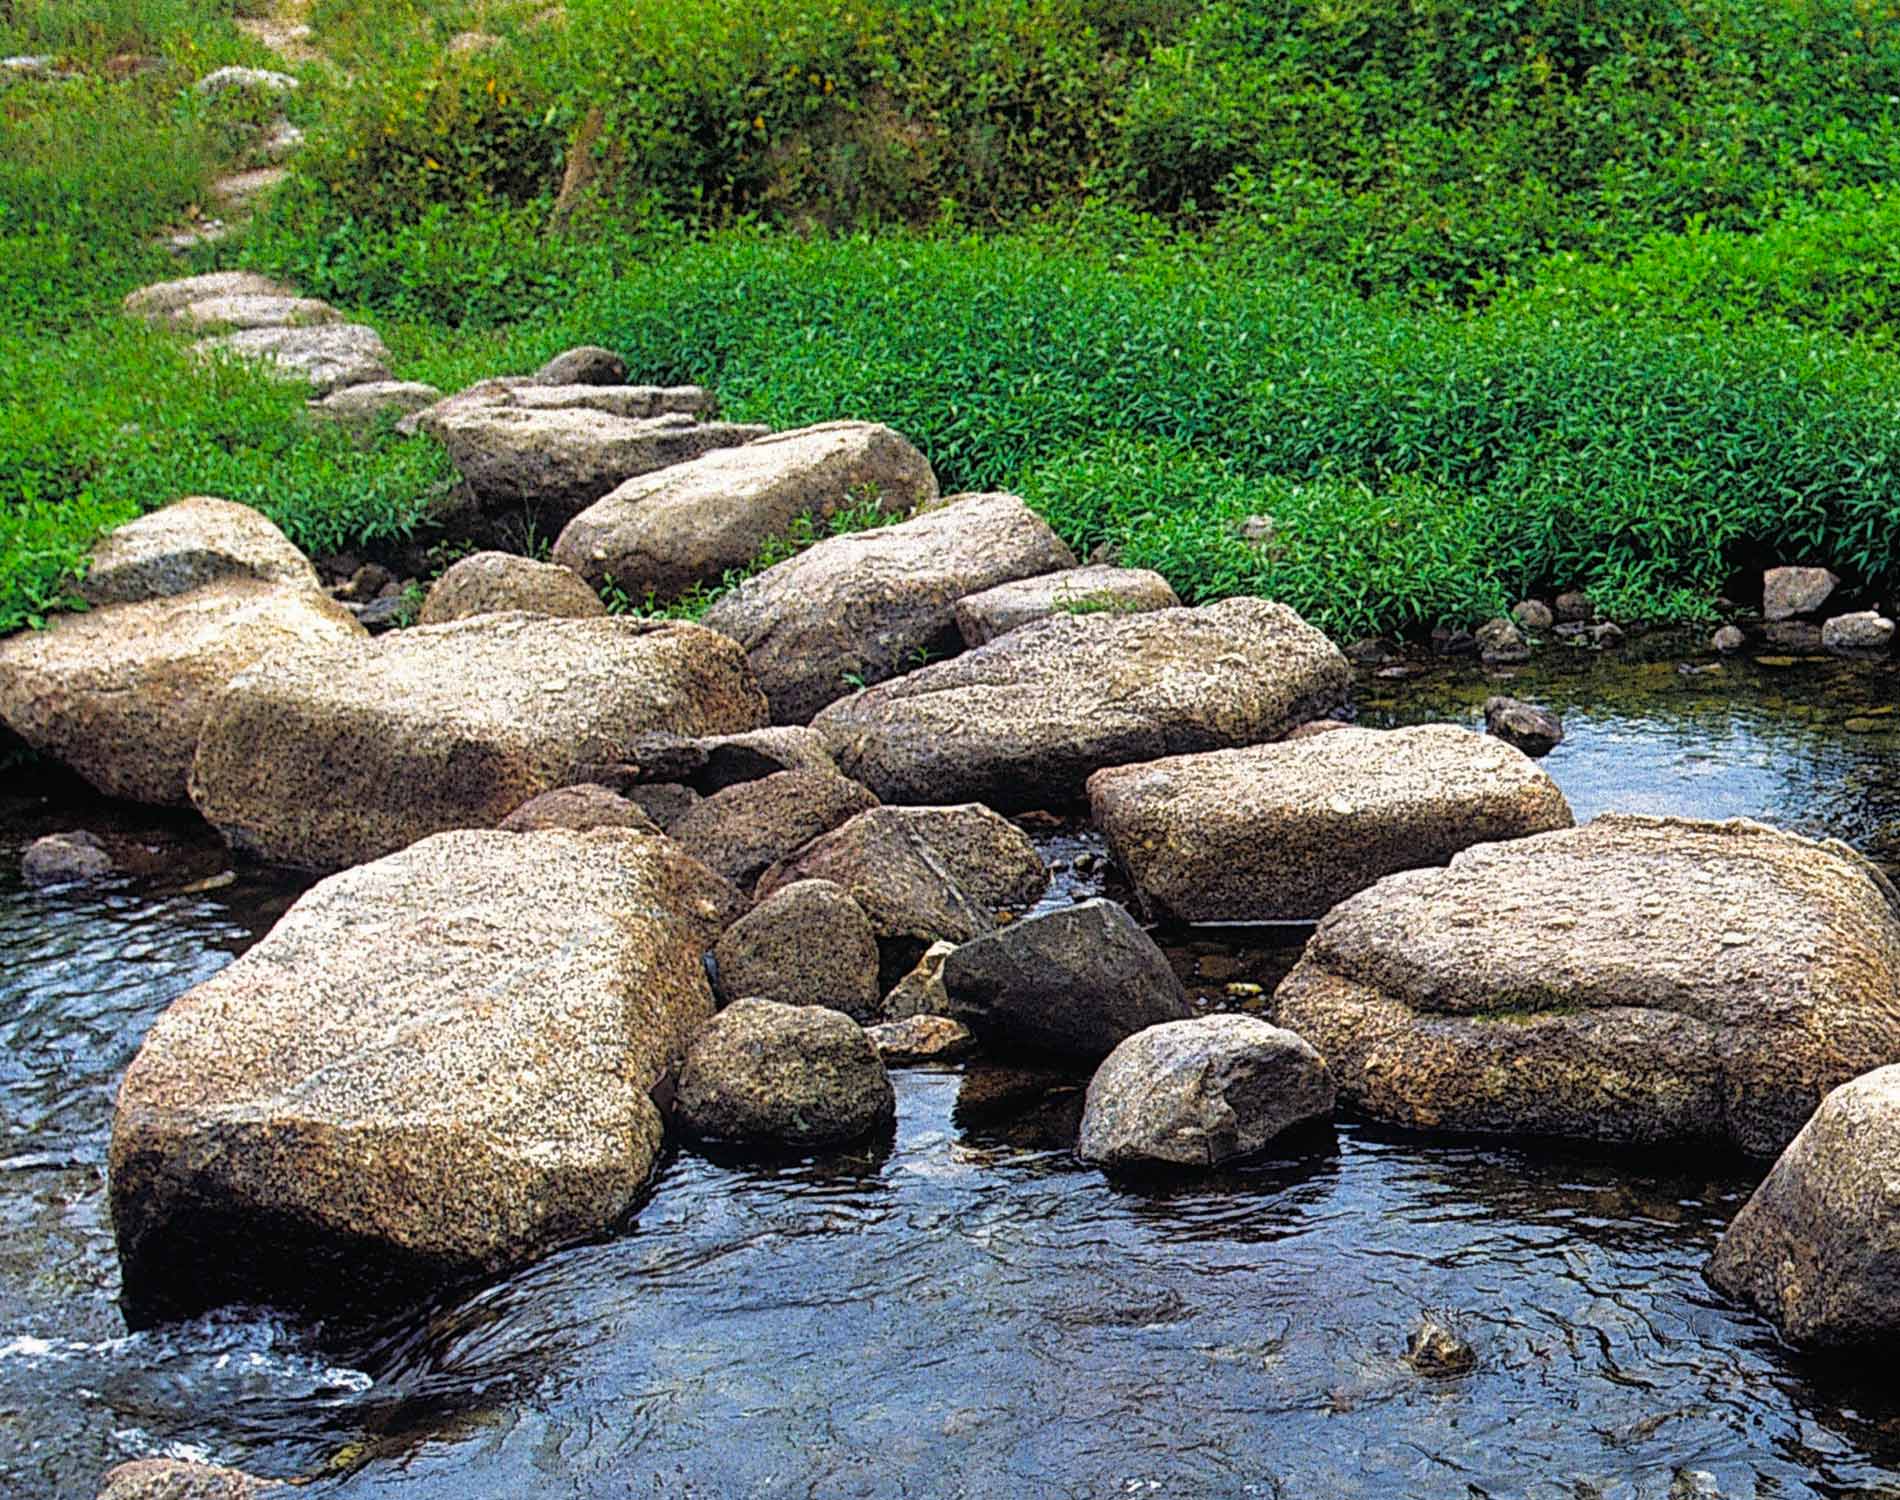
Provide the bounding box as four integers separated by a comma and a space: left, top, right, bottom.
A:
4, 638, 1900, 1498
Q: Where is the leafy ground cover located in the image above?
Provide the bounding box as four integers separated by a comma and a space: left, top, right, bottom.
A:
5, 0, 1900, 639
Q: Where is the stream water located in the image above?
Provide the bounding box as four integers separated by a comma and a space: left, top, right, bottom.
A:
6, 634, 1900, 1499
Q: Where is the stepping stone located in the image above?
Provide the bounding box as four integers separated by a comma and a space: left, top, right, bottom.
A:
1088, 723, 1573, 923
1271, 814, 1900, 1157
195, 322, 392, 396
955, 564, 1179, 647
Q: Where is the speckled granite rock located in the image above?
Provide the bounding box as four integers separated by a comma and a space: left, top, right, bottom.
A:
189, 613, 766, 869
97, 1459, 281, 1499
942, 898, 1191, 1062
699, 491, 1074, 723
194, 322, 392, 396
668, 769, 879, 890
953, 564, 1179, 647
1079, 1015, 1335, 1167
882, 940, 955, 1020
309, 380, 443, 428
123, 272, 292, 321
417, 551, 605, 625
499, 783, 659, 834
1271, 815, 1900, 1156
534, 345, 627, 385
79, 496, 321, 606
868, 1014, 975, 1064
713, 878, 881, 1019
676, 997, 894, 1147
168, 294, 339, 332
816, 598, 1351, 809
1708, 1065, 1900, 1346
1763, 566, 1838, 622
1089, 724, 1573, 923
109, 828, 726, 1325
756, 804, 1046, 948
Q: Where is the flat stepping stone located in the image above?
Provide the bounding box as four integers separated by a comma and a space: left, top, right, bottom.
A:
1088, 723, 1573, 923
168, 294, 339, 331
194, 322, 391, 395
815, 598, 1351, 809
123, 271, 293, 321
1271, 813, 1900, 1157
955, 564, 1179, 647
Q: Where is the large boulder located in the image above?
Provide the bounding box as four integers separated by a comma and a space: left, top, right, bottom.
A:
426, 403, 767, 536
189, 613, 767, 870
77, 495, 321, 606
417, 551, 606, 625
1078, 1016, 1336, 1168
942, 899, 1192, 1063
1763, 566, 1839, 622
756, 804, 1047, 949
1088, 724, 1574, 923
713, 878, 882, 1019
194, 323, 392, 396
1708, 1065, 1900, 1346
815, 598, 1352, 809
675, 997, 895, 1148
954, 564, 1179, 647
1270, 815, 1900, 1157
0, 581, 363, 808
555, 420, 940, 612
667, 768, 879, 890
699, 492, 1075, 723
109, 828, 727, 1325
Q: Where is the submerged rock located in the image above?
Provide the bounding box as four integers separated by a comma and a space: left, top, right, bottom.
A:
1089, 724, 1571, 923
1763, 566, 1839, 622
713, 878, 882, 1019
417, 551, 605, 625
953, 564, 1179, 648
1078, 1015, 1335, 1168
0, 501, 364, 806
21, 831, 115, 887
1271, 814, 1900, 1157
556, 420, 938, 609
1404, 1314, 1477, 1377
701, 490, 1077, 724
109, 828, 727, 1325
942, 899, 1191, 1063
816, 598, 1351, 809
676, 998, 895, 1148
1707, 1065, 1900, 1347
189, 613, 766, 870
1483, 695, 1565, 756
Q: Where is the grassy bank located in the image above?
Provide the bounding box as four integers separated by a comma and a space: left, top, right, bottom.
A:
6, 0, 1900, 641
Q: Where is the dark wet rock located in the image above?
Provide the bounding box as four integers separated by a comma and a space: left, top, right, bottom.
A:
534, 345, 627, 385
349, 595, 406, 632
1511, 599, 1555, 632
110, 828, 727, 1325
1405, 1314, 1476, 1377
98, 1458, 282, 1498
816, 598, 1351, 810
668, 769, 879, 891
417, 551, 605, 625
1271, 814, 1900, 1157
713, 879, 881, 1019
941, 898, 1191, 1063
699, 491, 1074, 724
868, 1014, 976, 1064
953, 564, 1179, 648
1712, 625, 1746, 653
1078, 1015, 1335, 1168
335, 562, 394, 602
21, 831, 115, 887
1554, 591, 1594, 624
1707, 1065, 1900, 1347
1433, 627, 1478, 657
1089, 724, 1571, 923
0, 503, 363, 807
498, 783, 659, 834
1483, 695, 1565, 756
883, 940, 956, 1020
1475, 616, 1530, 664
555, 420, 936, 607
1822, 611, 1894, 654
1763, 566, 1839, 622
757, 805, 1046, 948
676, 997, 895, 1148
194, 323, 392, 396
1344, 637, 1397, 665
1588, 620, 1627, 648
622, 782, 701, 829
189, 613, 766, 870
